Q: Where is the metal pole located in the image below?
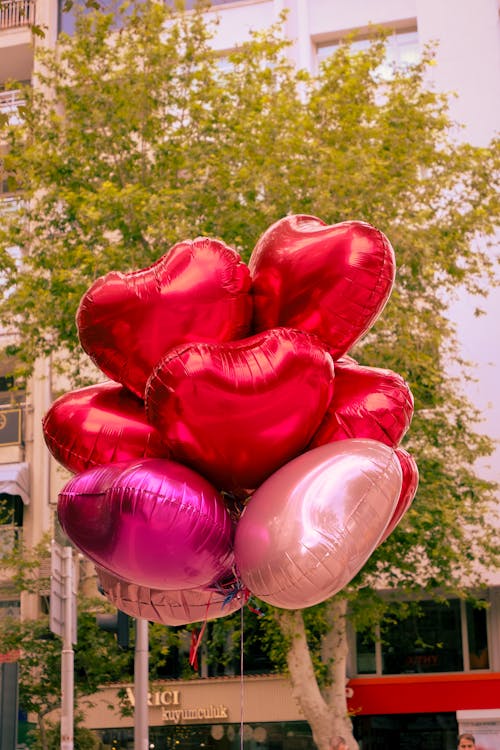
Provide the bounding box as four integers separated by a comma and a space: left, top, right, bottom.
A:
134, 618, 149, 750
60, 547, 74, 750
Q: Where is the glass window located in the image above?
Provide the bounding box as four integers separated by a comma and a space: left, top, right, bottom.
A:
98, 721, 314, 750
355, 630, 377, 674
0, 599, 21, 620
317, 29, 419, 79
354, 598, 492, 676
0, 501, 23, 556
381, 600, 464, 674
467, 602, 489, 670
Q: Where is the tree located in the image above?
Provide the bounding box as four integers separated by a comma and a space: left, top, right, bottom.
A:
0, 532, 133, 750
1, 2, 499, 748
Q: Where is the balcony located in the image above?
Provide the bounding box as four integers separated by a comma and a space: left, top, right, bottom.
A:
0, 2, 35, 85
0, 0, 34, 31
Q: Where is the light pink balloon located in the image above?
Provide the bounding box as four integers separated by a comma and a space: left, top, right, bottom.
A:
58, 458, 235, 590
234, 439, 402, 610
96, 566, 248, 626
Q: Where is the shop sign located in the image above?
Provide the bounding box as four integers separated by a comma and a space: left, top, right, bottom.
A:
161, 704, 230, 724
123, 687, 230, 725
124, 687, 180, 708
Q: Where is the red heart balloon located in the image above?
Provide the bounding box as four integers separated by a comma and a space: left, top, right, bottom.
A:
249, 215, 396, 358
310, 358, 414, 449
42, 381, 169, 474
378, 447, 419, 544
145, 327, 335, 494
58, 459, 235, 590
77, 238, 253, 398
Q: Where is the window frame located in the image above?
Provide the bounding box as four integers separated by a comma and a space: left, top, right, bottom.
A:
314, 23, 420, 79
350, 596, 492, 677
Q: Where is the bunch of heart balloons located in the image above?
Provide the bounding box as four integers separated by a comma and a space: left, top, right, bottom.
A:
43, 215, 418, 625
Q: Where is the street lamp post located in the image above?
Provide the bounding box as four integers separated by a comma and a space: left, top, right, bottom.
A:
134, 618, 149, 750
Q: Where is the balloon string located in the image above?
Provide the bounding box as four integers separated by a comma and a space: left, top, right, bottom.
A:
189, 592, 214, 668
189, 620, 208, 669
240, 601, 244, 750
188, 578, 251, 671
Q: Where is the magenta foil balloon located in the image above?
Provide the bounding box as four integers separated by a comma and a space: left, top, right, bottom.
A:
77, 237, 253, 398
310, 358, 414, 449
58, 462, 128, 551
234, 439, 402, 610
249, 215, 396, 359
145, 327, 334, 493
43, 381, 169, 475
96, 566, 247, 626
58, 458, 234, 590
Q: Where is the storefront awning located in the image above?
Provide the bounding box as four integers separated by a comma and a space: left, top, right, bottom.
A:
0, 462, 30, 505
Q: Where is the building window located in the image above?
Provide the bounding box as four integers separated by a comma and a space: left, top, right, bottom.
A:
317, 28, 419, 79
0, 493, 23, 560
0, 598, 21, 620
467, 604, 489, 670
355, 599, 490, 676
382, 600, 464, 674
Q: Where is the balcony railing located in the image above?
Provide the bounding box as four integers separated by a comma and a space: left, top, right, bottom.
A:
0, 525, 21, 556
0, 89, 25, 127
0, 0, 34, 30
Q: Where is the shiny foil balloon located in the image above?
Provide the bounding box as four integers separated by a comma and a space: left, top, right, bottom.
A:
96, 566, 248, 626
145, 327, 335, 494
58, 458, 235, 590
379, 447, 419, 544
310, 358, 414, 449
77, 237, 253, 398
43, 381, 169, 475
58, 462, 128, 550
249, 215, 396, 359
234, 439, 402, 610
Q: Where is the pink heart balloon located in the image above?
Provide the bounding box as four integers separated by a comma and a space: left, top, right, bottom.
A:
43, 381, 169, 475
310, 358, 414, 449
378, 447, 419, 544
234, 439, 402, 609
249, 215, 396, 358
77, 238, 253, 398
58, 459, 235, 590
145, 327, 335, 494
95, 566, 248, 626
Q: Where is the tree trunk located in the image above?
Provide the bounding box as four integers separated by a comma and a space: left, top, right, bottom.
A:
321, 597, 358, 749
275, 600, 359, 750
38, 713, 49, 750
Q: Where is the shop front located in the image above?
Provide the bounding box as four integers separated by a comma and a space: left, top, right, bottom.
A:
80, 671, 500, 750
83, 676, 313, 750
348, 673, 500, 749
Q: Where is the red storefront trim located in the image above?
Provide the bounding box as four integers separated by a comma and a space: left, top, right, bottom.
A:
347, 672, 500, 715
0, 649, 21, 663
